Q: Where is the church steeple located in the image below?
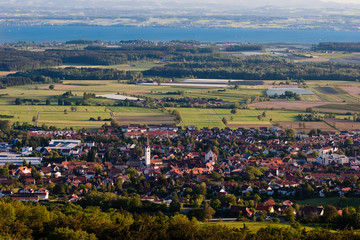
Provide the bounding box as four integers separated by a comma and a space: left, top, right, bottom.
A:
145, 136, 151, 168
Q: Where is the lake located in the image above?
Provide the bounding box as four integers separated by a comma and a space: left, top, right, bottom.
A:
0, 26, 360, 43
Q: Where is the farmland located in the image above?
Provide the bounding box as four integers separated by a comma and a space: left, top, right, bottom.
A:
0, 105, 112, 129
109, 106, 174, 125
275, 121, 336, 132
1, 69, 360, 130
248, 100, 345, 111
296, 197, 360, 209
324, 118, 360, 131
202, 221, 316, 233
0, 105, 177, 129
315, 86, 341, 94
170, 108, 305, 128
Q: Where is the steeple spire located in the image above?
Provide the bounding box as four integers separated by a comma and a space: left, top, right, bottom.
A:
145, 135, 151, 168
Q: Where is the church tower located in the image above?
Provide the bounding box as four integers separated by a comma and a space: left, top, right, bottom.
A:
145, 136, 151, 168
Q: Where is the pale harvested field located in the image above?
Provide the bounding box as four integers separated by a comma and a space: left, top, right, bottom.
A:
37, 120, 106, 125
325, 118, 360, 131
114, 116, 174, 124
294, 56, 329, 63
227, 123, 272, 129
275, 121, 335, 132
341, 86, 360, 95
0, 71, 16, 76
249, 101, 346, 110
313, 108, 352, 114
37, 84, 83, 90
269, 85, 300, 88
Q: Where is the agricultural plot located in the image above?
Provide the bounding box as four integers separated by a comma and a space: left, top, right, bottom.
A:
315, 87, 340, 94
316, 103, 360, 112
266, 88, 314, 96
108, 106, 174, 125
296, 197, 360, 208
341, 86, 360, 96
0, 85, 65, 105
325, 118, 360, 131
0, 71, 16, 76
248, 100, 345, 110
171, 108, 304, 128
309, 87, 341, 102
202, 221, 315, 233
0, 81, 268, 108
185, 88, 266, 104
275, 121, 335, 132
0, 105, 112, 129
227, 123, 272, 129
299, 95, 321, 101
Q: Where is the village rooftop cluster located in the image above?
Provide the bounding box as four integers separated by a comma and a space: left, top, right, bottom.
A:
0, 124, 359, 221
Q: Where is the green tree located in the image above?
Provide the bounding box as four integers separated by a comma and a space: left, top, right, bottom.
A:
48, 227, 97, 240
222, 117, 228, 125
31, 170, 42, 181
286, 129, 296, 139
126, 168, 138, 178
168, 215, 200, 240
87, 149, 97, 162
322, 205, 339, 223
285, 207, 296, 223
15, 98, 22, 105
169, 199, 182, 212
210, 198, 221, 210
0, 120, 11, 131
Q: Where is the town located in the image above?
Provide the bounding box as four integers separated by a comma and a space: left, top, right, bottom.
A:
0, 122, 359, 228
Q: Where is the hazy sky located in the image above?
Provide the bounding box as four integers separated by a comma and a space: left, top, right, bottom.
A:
1, 0, 359, 9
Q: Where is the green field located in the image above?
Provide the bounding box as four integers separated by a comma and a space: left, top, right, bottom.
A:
58, 60, 164, 72
299, 94, 320, 101
171, 108, 304, 128
296, 197, 360, 208
2, 79, 360, 129
202, 221, 316, 233
0, 105, 112, 129
0, 105, 176, 129
317, 103, 360, 112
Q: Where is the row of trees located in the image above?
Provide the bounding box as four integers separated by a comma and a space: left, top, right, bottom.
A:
224, 44, 264, 51
144, 55, 360, 81
0, 199, 359, 240
0, 43, 217, 71
313, 42, 360, 52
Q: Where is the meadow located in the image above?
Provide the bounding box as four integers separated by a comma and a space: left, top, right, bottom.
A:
170, 108, 305, 128
0, 105, 112, 129
202, 221, 316, 233
296, 197, 360, 209
0, 77, 360, 130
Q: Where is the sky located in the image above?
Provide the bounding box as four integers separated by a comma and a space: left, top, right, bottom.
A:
1, 0, 360, 8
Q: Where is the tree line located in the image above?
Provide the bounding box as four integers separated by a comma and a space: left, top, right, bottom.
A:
0, 199, 359, 240
224, 44, 264, 51
144, 55, 360, 81
313, 42, 360, 52
0, 43, 217, 71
